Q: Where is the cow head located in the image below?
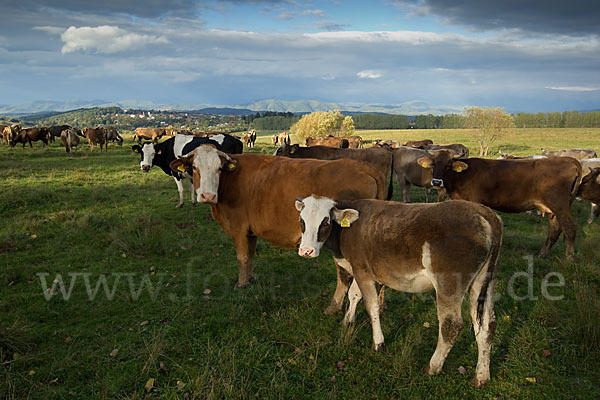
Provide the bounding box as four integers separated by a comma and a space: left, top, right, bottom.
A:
169, 145, 237, 204
295, 195, 359, 258
417, 150, 468, 189
132, 142, 158, 172
274, 142, 299, 156
578, 167, 600, 202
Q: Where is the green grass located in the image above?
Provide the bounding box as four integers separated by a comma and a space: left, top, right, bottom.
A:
1, 129, 600, 399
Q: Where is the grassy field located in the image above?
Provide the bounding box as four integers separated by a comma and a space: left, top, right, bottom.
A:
1, 129, 600, 399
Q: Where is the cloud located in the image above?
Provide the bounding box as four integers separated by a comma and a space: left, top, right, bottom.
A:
60, 26, 168, 54
33, 26, 66, 35
393, 0, 600, 36
546, 86, 600, 92
357, 70, 382, 79
314, 21, 350, 31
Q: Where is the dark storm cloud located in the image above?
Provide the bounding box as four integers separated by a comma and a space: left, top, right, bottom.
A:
395, 0, 600, 36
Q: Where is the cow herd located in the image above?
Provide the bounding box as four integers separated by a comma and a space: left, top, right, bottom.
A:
5, 124, 600, 388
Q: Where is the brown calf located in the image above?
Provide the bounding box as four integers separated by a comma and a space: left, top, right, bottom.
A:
403, 139, 433, 148
82, 127, 107, 151
170, 145, 388, 313
134, 127, 166, 143
418, 151, 581, 258
296, 196, 502, 387
9, 127, 49, 148
305, 136, 349, 148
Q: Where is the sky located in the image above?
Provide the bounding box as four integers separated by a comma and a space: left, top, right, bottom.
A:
1, 0, 599, 113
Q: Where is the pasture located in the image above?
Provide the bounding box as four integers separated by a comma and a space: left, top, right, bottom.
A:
1, 128, 600, 399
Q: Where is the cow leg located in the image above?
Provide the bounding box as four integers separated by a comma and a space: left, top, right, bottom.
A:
402, 180, 411, 203
589, 203, 600, 224
539, 215, 561, 257
189, 179, 197, 206
354, 275, 384, 350
428, 296, 464, 376
325, 258, 354, 315
342, 279, 361, 327
233, 233, 257, 289
173, 177, 185, 208
469, 279, 497, 388
555, 210, 577, 258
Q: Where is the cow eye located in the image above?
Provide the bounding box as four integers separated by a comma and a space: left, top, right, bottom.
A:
299, 219, 305, 233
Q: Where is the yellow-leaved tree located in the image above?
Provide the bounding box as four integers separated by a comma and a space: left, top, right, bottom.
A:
290, 110, 356, 143
465, 106, 515, 156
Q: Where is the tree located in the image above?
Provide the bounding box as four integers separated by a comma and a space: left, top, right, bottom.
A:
290, 110, 356, 143
465, 107, 515, 156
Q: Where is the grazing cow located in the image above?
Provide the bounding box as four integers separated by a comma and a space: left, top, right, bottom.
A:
579, 159, 600, 223
278, 132, 290, 146
132, 134, 243, 208
9, 127, 49, 148
340, 135, 362, 149
541, 148, 597, 160
403, 139, 433, 148
306, 136, 349, 148
169, 146, 388, 315
82, 127, 108, 151
47, 125, 71, 143
425, 143, 469, 157
60, 128, 80, 156
103, 126, 123, 146
271, 134, 279, 145
134, 127, 166, 143
295, 196, 502, 388
417, 151, 581, 258
275, 142, 394, 200
373, 139, 401, 149
242, 130, 257, 148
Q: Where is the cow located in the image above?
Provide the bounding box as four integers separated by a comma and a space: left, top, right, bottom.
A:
425, 143, 469, 157
373, 139, 401, 149
306, 136, 349, 148
340, 135, 362, 149
541, 148, 597, 160
3, 124, 22, 145
82, 127, 108, 151
169, 146, 388, 315
275, 142, 394, 201
60, 128, 80, 156
134, 127, 166, 143
9, 127, 49, 148
417, 150, 582, 258
242, 130, 257, 148
403, 139, 433, 148
1, 125, 9, 145
295, 195, 502, 388
271, 134, 279, 146
390, 146, 438, 202
278, 132, 290, 146
132, 134, 243, 208
579, 159, 600, 224
103, 126, 123, 146
47, 125, 71, 143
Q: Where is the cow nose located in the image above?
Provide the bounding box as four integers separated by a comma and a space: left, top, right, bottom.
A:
431, 178, 444, 188
200, 193, 217, 204
141, 164, 151, 172
298, 247, 316, 258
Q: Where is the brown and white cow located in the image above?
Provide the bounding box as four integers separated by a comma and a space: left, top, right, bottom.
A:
9, 127, 49, 148
82, 127, 108, 151
275, 142, 394, 200
340, 135, 362, 149
169, 145, 388, 313
579, 159, 600, 223
542, 148, 597, 160
134, 127, 166, 143
60, 128, 80, 156
295, 195, 502, 388
403, 139, 433, 148
373, 139, 401, 149
425, 143, 469, 157
305, 136, 349, 148
47, 125, 71, 143
417, 151, 582, 258
242, 130, 257, 148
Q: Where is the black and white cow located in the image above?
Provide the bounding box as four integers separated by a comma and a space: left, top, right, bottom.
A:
132, 134, 243, 207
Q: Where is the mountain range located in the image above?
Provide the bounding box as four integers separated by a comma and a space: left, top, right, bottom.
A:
0, 99, 466, 116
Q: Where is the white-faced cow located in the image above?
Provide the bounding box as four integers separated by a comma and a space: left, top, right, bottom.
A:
417, 150, 581, 258
295, 195, 502, 388
133, 134, 243, 208
169, 145, 388, 314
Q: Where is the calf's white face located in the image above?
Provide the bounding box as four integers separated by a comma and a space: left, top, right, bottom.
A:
191, 146, 231, 204
140, 143, 155, 172
295, 195, 359, 258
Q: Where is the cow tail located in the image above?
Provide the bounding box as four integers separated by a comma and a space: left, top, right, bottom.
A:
571, 163, 583, 199
386, 155, 394, 201
476, 213, 503, 327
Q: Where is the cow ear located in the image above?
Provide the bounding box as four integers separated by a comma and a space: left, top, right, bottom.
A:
332, 208, 359, 228
290, 144, 299, 154
132, 145, 141, 153
295, 198, 304, 212
417, 157, 433, 168
223, 158, 238, 172
452, 160, 468, 172
169, 154, 193, 174
156, 149, 162, 155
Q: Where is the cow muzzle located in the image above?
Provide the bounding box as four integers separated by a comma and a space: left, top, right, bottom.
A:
298, 247, 316, 258
199, 192, 217, 204
431, 178, 444, 188
141, 164, 151, 172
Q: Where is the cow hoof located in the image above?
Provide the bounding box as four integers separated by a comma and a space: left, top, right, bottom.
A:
472, 376, 489, 388
234, 276, 254, 290
538, 249, 549, 258
373, 342, 383, 351
176, 202, 184, 208
324, 304, 341, 315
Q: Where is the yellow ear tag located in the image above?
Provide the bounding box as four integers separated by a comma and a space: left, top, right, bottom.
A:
454, 165, 463, 172
340, 217, 351, 228
226, 163, 235, 171
290, 147, 296, 154
421, 161, 429, 168
177, 165, 186, 172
